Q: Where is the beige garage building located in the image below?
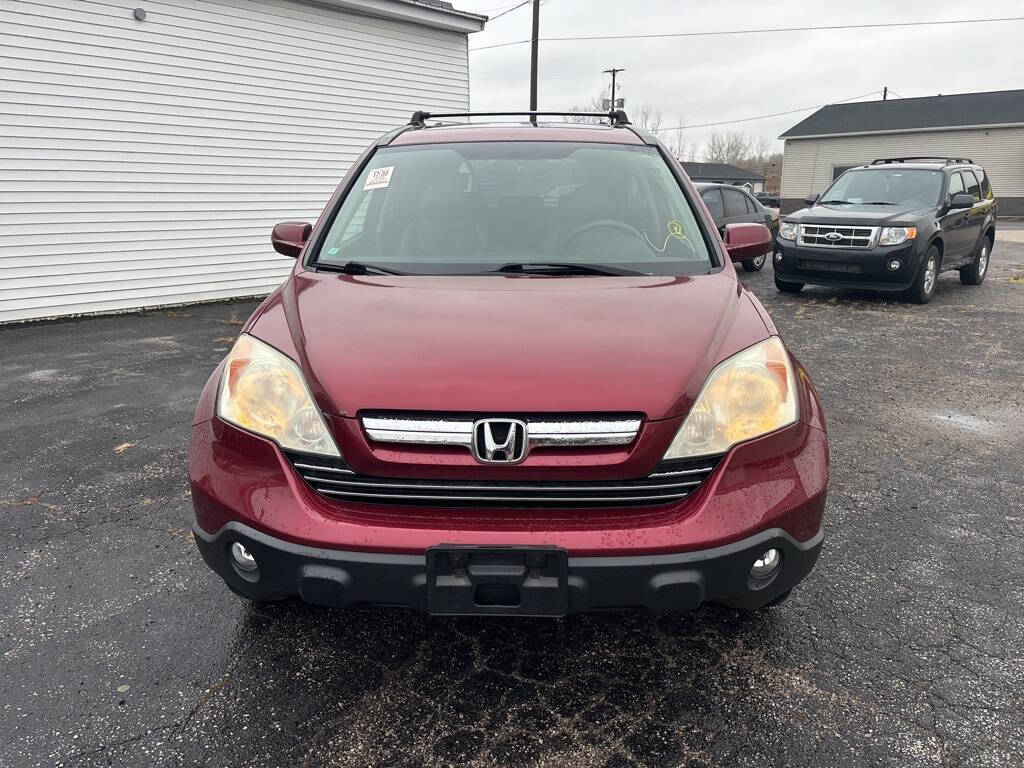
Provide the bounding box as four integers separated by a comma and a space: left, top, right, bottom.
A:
779, 89, 1024, 215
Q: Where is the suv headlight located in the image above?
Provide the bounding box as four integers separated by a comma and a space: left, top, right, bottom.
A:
879, 226, 916, 246
217, 334, 341, 457
778, 221, 799, 240
663, 337, 798, 460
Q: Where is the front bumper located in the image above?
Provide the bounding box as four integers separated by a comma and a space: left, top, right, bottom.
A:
195, 521, 824, 614
773, 238, 921, 290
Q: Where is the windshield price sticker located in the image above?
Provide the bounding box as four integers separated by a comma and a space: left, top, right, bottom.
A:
364, 166, 394, 190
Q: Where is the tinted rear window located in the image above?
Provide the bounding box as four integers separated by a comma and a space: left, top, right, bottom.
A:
314, 142, 714, 276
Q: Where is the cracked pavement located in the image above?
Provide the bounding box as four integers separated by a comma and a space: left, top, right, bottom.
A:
2, 242, 1023, 768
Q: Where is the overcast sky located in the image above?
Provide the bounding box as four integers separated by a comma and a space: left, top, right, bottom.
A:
456, 0, 1024, 156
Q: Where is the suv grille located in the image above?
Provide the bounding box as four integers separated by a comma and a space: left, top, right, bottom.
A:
284, 452, 722, 508
798, 224, 877, 249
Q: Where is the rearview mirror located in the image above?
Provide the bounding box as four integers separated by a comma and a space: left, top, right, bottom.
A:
724, 223, 772, 262
271, 221, 312, 258
948, 193, 973, 210
804, 193, 820, 206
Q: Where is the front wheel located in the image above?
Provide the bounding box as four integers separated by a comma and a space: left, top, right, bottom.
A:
775, 275, 803, 293
960, 236, 991, 285
742, 253, 767, 272
906, 245, 940, 304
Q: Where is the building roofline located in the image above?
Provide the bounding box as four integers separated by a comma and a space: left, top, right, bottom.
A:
780, 121, 1024, 141
313, 0, 487, 33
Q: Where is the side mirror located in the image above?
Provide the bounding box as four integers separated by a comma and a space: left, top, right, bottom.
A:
948, 193, 973, 210
724, 222, 772, 262
804, 193, 820, 206
271, 221, 312, 258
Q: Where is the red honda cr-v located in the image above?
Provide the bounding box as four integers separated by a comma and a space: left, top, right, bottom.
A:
190, 111, 828, 616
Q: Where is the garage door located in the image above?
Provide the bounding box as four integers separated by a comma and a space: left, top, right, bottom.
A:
0, 0, 472, 323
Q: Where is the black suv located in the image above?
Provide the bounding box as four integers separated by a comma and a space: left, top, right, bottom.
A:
773, 157, 997, 303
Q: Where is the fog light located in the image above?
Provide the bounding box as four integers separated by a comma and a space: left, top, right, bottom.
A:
231, 541, 258, 572
751, 548, 781, 579
887, 259, 902, 271
773, 252, 782, 263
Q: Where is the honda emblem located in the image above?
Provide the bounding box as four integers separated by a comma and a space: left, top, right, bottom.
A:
472, 419, 528, 464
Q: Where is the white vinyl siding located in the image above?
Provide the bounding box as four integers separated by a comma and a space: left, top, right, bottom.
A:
0, 0, 471, 323
781, 126, 1024, 199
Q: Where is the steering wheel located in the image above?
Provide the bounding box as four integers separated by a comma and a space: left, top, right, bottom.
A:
562, 220, 644, 252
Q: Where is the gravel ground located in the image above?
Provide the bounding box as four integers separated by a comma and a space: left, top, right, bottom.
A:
2, 244, 1023, 768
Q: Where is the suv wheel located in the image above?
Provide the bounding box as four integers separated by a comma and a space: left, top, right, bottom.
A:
742, 253, 767, 272
906, 245, 940, 304
774, 275, 803, 293
960, 235, 991, 285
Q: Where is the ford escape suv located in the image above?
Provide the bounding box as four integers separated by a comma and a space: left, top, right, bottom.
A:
774, 157, 997, 303
190, 111, 829, 616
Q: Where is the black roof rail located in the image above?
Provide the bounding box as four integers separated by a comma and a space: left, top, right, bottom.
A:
407, 110, 632, 127
870, 156, 974, 166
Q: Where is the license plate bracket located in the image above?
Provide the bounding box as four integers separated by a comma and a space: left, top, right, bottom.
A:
426, 546, 569, 616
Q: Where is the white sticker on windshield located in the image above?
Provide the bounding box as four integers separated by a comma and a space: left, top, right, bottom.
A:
364, 166, 394, 190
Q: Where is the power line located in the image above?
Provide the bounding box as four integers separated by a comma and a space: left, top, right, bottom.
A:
469, 15, 1024, 52
650, 90, 882, 132
487, 0, 531, 22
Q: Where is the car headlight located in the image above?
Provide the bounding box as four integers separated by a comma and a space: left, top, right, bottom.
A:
217, 334, 341, 457
878, 226, 916, 246
663, 337, 798, 460
778, 221, 799, 240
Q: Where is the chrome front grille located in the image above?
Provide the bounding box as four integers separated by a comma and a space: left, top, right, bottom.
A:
798, 224, 877, 249
284, 452, 722, 508
362, 414, 642, 451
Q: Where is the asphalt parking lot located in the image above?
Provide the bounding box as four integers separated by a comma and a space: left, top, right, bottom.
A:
3, 241, 1024, 768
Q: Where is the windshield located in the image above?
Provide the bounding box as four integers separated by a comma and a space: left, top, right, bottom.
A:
820, 168, 943, 207
312, 142, 713, 276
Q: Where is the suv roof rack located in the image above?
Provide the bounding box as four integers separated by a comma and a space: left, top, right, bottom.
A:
407, 110, 632, 128
870, 156, 973, 166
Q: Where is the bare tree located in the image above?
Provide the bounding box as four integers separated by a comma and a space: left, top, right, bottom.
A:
745, 135, 773, 168
633, 104, 662, 132
564, 95, 606, 124
704, 129, 751, 166
663, 127, 696, 162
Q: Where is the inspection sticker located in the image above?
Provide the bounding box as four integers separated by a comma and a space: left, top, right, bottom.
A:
364, 166, 394, 190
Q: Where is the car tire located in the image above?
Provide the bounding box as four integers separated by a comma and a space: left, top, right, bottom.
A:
906, 244, 940, 304
959, 235, 991, 285
774, 275, 803, 293
742, 253, 767, 272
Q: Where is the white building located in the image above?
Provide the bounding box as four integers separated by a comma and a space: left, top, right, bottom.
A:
0, 0, 484, 323
779, 89, 1024, 215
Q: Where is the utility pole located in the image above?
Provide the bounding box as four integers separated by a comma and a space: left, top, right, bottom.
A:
882, 86, 888, 101
529, 0, 540, 120
603, 67, 625, 111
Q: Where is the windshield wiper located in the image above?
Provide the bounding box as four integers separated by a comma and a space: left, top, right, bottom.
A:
317, 261, 407, 276
494, 262, 644, 276
819, 199, 853, 205
863, 201, 896, 206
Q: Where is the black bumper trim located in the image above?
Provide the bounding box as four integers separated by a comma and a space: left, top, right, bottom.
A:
193, 522, 824, 615
774, 270, 915, 292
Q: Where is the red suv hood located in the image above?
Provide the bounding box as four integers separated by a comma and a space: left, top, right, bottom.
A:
250, 270, 769, 421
